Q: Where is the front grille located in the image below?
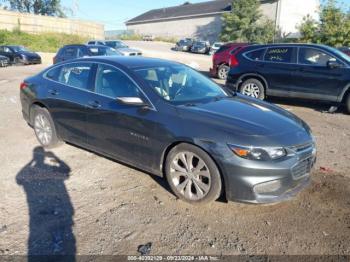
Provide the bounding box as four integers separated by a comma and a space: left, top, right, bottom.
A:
292, 157, 313, 179
290, 142, 314, 153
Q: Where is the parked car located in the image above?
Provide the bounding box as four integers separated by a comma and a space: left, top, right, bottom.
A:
191, 41, 211, 54
53, 44, 122, 64
210, 43, 248, 80
87, 40, 142, 56
226, 44, 350, 113
338, 47, 350, 56
20, 56, 316, 204
0, 55, 10, 67
142, 35, 154, 41
209, 42, 224, 55
174, 39, 194, 52
0, 45, 41, 65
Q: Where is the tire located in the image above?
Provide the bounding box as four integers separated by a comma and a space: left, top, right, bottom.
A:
165, 143, 222, 205
239, 78, 265, 100
13, 57, 22, 66
346, 92, 350, 114
218, 64, 229, 80
32, 105, 62, 149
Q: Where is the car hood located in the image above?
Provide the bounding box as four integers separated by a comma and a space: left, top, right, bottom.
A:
177, 95, 310, 139
18, 51, 40, 57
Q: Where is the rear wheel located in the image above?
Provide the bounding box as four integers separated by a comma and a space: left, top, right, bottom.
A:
13, 57, 21, 65
32, 106, 61, 148
218, 64, 229, 80
165, 143, 222, 205
240, 78, 265, 100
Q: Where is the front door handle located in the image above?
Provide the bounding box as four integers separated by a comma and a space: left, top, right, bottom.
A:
88, 101, 101, 109
49, 89, 59, 96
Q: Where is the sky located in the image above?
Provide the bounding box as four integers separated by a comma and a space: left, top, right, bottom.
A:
61, 0, 207, 30
61, 0, 350, 31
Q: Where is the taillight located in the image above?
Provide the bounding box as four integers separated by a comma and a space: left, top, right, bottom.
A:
20, 82, 28, 90
229, 55, 239, 67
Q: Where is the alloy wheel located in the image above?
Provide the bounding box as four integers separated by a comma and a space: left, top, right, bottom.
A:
170, 152, 211, 201
218, 66, 228, 80
242, 83, 261, 98
34, 114, 53, 146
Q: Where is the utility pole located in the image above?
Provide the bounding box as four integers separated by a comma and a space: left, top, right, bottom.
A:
72, 0, 79, 16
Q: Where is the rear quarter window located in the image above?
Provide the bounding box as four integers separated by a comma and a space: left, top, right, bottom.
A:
264, 47, 295, 63
46, 66, 62, 81
244, 48, 266, 61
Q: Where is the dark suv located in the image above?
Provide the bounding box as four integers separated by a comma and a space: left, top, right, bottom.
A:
226, 44, 350, 113
53, 44, 121, 64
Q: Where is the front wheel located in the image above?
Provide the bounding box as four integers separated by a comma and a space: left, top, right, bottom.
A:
165, 144, 222, 205
239, 78, 265, 100
32, 106, 62, 148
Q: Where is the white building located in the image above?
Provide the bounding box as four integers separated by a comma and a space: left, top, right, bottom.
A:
125, 0, 320, 42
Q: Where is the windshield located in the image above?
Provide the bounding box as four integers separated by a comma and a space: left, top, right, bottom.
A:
88, 46, 121, 56
105, 41, 128, 49
327, 46, 350, 64
195, 42, 206, 47
134, 65, 228, 103
11, 46, 29, 52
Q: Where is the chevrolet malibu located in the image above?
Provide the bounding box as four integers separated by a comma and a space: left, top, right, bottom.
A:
20, 57, 316, 204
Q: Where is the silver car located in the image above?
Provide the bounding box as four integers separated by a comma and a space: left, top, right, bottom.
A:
87, 40, 142, 56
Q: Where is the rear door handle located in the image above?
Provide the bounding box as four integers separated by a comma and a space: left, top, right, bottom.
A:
49, 89, 59, 96
88, 101, 101, 109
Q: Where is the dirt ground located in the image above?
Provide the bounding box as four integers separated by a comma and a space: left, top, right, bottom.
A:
0, 42, 349, 257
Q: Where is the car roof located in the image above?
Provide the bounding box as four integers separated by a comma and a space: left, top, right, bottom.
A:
68, 56, 182, 69
223, 43, 249, 48
61, 44, 108, 48
1, 45, 22, 48
246, 43, 334, 49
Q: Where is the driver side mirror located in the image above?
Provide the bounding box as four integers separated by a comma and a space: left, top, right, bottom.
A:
116, 97, 148, 107
327, 60, 342, 69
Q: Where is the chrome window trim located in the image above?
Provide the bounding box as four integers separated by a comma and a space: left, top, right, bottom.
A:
43, 60, 157, 111
243, 46, 349, 68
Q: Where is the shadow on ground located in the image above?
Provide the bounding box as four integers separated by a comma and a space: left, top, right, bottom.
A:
16, 147, 75, 261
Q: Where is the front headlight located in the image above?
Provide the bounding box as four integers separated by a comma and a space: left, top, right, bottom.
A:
229, 144, 287, 161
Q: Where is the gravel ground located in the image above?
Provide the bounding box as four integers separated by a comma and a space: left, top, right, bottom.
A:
0, 42, 349, 257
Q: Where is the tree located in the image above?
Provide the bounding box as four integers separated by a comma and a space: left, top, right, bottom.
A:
298, 0, 350, 47
220, 0, 276, 43
1, 0, 66, 17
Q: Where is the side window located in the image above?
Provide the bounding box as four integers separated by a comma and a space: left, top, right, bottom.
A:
298, 48, 338, 66
77, 47, 88, 58
58, 63, 92, 90
94, 64, 140, 98
245, 49, 265, 61
64, 47, 77, 58
88, 41, 95, 45
46, 66, 62, 81
264, 47, 294, 63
